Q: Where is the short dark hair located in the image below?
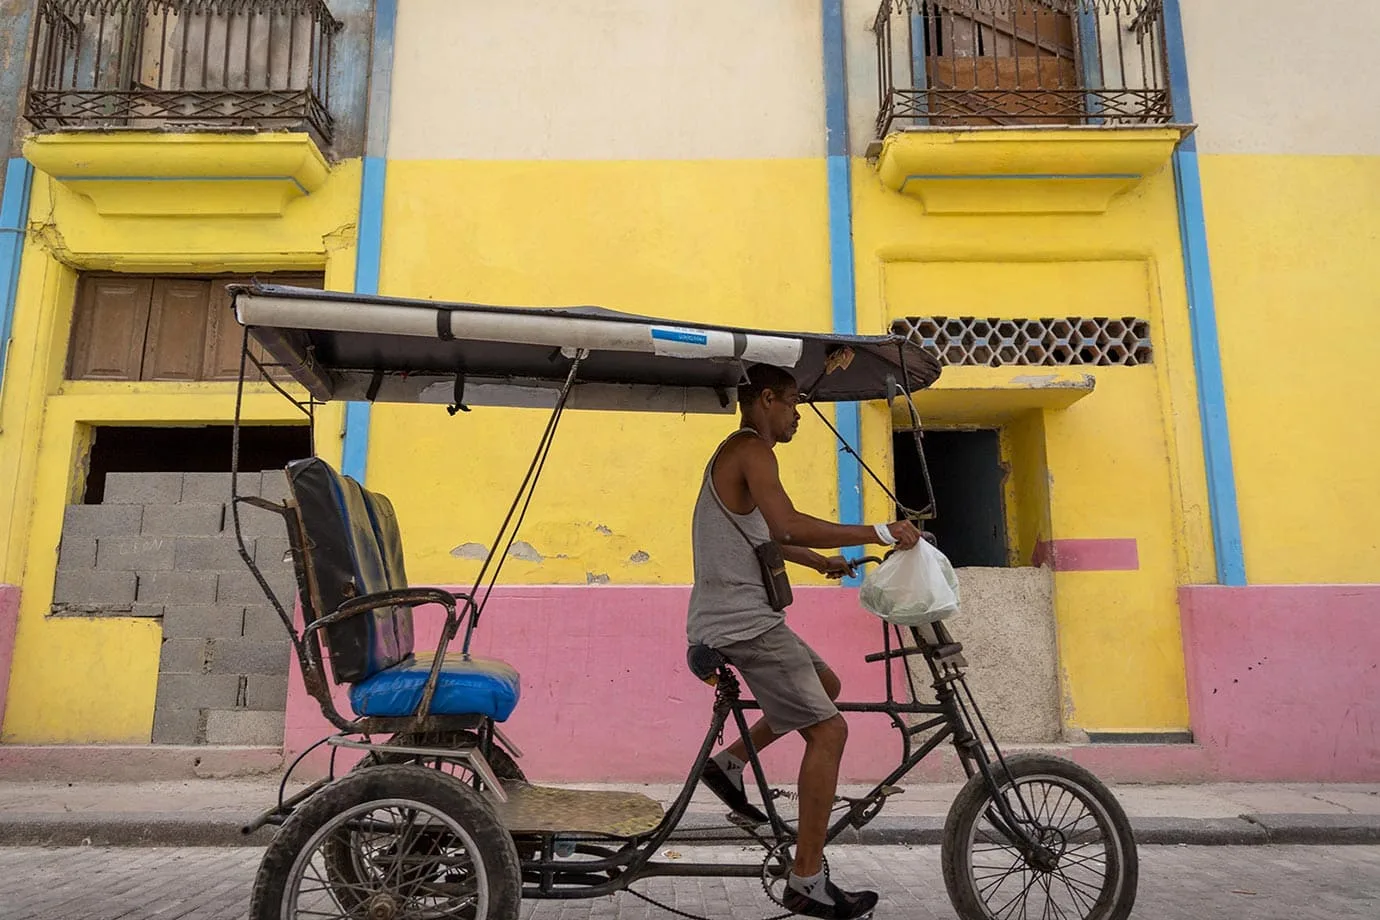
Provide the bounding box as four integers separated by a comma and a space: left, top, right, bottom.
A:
738, 363, 798, 408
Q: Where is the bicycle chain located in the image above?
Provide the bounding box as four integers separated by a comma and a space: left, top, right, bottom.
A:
620, 791, 857, 920
622, 818, 800, 920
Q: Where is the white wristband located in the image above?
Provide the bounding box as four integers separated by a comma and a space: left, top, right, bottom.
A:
874, 523, 897, 546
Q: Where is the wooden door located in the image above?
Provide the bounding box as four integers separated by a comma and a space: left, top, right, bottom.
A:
922, 0, 1079, 125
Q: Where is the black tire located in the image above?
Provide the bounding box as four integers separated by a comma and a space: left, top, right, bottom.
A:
250, 763, 522, 920
941, 754, 1138, 920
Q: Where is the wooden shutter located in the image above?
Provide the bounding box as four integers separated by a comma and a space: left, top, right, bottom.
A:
203, 280, 257, 381
203, 273, 323, 381
143, 279, 212, 381
68, 276, 155, 380
70, 272, 324, 382
923, 1, 1079, 125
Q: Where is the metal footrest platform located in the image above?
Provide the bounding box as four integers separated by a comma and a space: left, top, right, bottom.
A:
492, 781, 664, 837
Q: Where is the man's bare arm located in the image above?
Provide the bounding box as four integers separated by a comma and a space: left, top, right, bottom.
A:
782, 545, 828, 570
740, 440, 916, 549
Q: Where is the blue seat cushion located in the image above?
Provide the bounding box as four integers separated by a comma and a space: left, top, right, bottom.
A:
348, 654, 521, 721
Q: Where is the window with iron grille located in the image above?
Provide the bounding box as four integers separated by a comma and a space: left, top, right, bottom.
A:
894, 315, 1153, 366
872, 0, 1172, 137
25, 0, 340, 146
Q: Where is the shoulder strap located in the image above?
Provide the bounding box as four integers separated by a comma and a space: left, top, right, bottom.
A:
704, 430, 761, 549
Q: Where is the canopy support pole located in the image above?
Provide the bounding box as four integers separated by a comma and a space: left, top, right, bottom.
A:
461, 351, 587, 652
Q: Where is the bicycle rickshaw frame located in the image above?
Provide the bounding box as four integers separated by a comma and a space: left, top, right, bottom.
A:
226, 282, 1134, 917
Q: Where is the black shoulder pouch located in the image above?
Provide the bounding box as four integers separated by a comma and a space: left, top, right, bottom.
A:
752, 539, 794, 612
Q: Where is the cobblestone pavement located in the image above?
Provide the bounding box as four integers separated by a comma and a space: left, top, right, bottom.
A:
0, 845, 1376, 919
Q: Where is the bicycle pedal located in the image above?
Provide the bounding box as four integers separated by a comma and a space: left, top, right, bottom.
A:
726, 811, 766, 829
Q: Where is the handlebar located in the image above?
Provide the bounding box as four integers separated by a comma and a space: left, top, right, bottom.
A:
845, 554, 885, 576
846, 531, 939, 574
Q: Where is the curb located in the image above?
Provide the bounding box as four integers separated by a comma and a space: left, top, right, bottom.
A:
3, 813, 1379, 848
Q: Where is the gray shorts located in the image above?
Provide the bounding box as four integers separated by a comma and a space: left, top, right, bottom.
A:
716, 623, 839, 734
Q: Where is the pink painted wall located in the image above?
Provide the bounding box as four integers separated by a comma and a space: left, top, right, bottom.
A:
286, 586, 924, 782
0, 584, 19, 733
1180, 584, 1380, 781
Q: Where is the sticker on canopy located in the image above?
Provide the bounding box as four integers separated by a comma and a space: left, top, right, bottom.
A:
825, 346, 855, 374
650, 327, 711, 358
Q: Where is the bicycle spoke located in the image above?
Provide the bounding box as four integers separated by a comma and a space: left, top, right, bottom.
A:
1055, 868, 1098, 916
977, 853, 1028, 897
1058, 849, 1108, 872
993, 867, 1043, 920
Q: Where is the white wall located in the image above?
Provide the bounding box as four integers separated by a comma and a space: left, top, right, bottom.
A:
389, 0, 826, 161
1181, 0, 1380, 155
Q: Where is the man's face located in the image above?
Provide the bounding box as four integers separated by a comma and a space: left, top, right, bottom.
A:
761, 385, 802, 443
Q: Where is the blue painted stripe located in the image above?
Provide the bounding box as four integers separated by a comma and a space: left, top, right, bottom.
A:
1076, 6, 1104, 124
826, 157, 857, 340
1161, 0, 1245, 585
341, 0, 400, 481
823, 1, 863, 584
355, 157, 386, 296
340, 155, 387, 483
0, 157, 34, 394
908, 7, 929, 128
365, 0, 398, 160
823, 0, 848, 159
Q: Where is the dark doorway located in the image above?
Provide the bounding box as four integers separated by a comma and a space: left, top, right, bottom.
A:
83, 425, 311, 504
894, 428, 1008, 567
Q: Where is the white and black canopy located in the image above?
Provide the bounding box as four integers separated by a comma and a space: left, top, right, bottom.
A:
231, 284, 942, 413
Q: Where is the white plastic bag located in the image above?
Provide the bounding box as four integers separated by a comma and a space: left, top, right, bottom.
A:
857, 541, 961, 626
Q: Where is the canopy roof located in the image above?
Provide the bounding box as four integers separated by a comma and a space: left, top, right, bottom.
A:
231, 284, 942, 412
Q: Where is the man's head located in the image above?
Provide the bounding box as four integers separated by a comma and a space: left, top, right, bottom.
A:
738, 363, 801, 444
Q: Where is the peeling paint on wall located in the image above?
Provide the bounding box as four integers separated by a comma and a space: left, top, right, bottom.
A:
450, 542, 488, 560
628, 550, 650, 564
506, 541, 543, 563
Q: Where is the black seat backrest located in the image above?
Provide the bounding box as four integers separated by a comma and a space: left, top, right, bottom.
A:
286, 458, 414, 684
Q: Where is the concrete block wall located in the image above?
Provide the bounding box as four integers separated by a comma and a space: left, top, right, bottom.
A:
54, 471, 298, 745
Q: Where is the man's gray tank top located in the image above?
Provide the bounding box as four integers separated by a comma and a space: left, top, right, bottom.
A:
687, 429, 783, 648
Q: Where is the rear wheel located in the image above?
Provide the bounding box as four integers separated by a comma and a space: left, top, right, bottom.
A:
327, 731, 526, 890
941, 754, 1137, 920
250, 763, 521, 920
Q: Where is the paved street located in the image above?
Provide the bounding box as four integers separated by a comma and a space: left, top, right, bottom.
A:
0, 844, 1376, 919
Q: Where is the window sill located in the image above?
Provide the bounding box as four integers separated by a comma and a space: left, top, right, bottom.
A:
57, 380, 300, 396
871, 125, 1192, 215
23, 132, 330, 218
897, 366, 1096, 426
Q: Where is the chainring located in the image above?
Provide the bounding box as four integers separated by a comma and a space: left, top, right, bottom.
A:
759, 841, 829, 909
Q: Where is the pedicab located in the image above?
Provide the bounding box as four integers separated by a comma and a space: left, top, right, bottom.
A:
227, 283, 1138, 920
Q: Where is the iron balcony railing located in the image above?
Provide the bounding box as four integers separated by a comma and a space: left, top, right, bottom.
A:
873, 0, 1173, 137
25, 0, 340, 145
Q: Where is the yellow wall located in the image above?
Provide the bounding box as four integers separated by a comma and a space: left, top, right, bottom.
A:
367, 159, 843, 586
0, 147, 359, 743
852, 159, 1212, 733
1202, 154, 1380, 585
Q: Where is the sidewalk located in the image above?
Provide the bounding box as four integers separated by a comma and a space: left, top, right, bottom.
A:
2, 776, 1378, 848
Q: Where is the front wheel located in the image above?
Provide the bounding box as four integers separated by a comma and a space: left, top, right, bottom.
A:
941, 754, 1137, 920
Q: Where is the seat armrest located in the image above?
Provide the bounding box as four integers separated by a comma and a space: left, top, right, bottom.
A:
303, 588, 474, 640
